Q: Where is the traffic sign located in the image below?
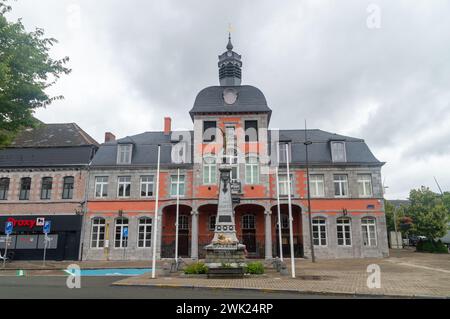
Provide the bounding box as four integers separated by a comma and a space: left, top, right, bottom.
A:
122, 227, 128, 238
43, 221, 51, 234
5, 222, 13, 235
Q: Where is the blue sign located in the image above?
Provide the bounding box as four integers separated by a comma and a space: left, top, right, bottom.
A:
122, 227, 128, 238
43, 221, 51, 234
5, 222, 13, 235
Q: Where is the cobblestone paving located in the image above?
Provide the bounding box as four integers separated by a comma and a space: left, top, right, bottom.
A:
114, 250, 450, 298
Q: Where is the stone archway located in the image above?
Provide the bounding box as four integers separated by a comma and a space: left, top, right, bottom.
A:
161, 204, 193, 258
271, 203, 304, 258
197, 203, 218, 259
234, 203, 266, 258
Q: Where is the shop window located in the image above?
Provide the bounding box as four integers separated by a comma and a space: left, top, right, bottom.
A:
115, 217, 129, 248
19, 177, 31, 200
91, 217, 105, 248
312, 217, 327, 246
0, 178, 10, 200
337, 217, 352, 246
40, 177, 53, 200
62, 176, 74, 199
138, 217, 152, 248
361, 217, 377, 247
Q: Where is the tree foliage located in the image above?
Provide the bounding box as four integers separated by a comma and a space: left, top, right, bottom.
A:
0, 0, 70, 147
407, 187, 449, 239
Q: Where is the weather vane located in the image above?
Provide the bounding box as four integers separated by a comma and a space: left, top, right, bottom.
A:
228, 23, 234, 36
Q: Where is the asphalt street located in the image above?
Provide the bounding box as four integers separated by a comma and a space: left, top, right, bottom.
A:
0, 275, 363, 299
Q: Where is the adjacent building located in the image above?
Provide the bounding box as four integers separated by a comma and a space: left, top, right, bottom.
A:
82, 37, 389, 261
0, 123, 98, 260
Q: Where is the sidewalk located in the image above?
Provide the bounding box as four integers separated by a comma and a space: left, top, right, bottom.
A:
113, 249, 450, 298
0, 260, 158, 271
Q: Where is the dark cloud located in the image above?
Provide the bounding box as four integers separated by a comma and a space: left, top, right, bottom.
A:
9, 0, 450, 198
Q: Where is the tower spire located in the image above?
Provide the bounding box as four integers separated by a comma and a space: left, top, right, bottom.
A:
226, 32, 233, 51
218, 32, 242, 86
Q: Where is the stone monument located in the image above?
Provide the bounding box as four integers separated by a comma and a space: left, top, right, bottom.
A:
204, 165, 246, 268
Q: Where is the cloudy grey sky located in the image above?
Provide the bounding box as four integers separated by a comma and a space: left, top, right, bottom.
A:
7, 0, 450, 199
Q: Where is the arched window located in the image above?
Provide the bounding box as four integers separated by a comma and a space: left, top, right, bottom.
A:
203, 155, 217, 185
91, 217, 105, 248
245, 155, 259, 184
0, 178, 10, 200
138, 217, 152, 248
62, 176, 74, 199
361, 217, 377, 246
242, 215, 255, 230
312, 217, 327, 246
336, 217, 352, 246
115, 217, 129, 248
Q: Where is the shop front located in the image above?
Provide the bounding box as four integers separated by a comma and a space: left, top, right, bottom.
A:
0, 215, 82, 261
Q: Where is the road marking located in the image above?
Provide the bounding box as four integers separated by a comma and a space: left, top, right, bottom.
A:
387, 259, 450, 274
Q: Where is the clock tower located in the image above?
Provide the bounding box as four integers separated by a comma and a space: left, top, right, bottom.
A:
218, 34, 242, 86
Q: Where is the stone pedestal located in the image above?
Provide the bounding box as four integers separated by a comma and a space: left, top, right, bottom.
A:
205, 243, 246, 268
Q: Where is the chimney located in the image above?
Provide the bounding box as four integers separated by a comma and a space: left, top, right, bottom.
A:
164, 117, 172, 135
104, 132, 116, 143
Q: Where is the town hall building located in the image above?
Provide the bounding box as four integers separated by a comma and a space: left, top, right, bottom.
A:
81, 36, 389, 261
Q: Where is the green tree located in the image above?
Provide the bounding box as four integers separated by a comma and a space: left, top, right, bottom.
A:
0, 0, 70, 147
407, 187, 449, 239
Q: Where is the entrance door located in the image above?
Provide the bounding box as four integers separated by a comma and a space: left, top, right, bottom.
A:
63, 231, 80, 260
242, 215, 257, 254
178, 215, 189, 257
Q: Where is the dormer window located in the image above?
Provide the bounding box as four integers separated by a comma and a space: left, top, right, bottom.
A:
117, 144, 132, 164
331, 141, 346, 162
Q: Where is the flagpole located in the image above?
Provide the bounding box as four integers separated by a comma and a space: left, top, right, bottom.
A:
175, 168, 180, 262
285, 143, 296, 278
151, 144, 161, 279
275, 166, 283, 262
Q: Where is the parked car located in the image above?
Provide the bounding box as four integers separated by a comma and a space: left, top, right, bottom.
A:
408, 235, 427, 246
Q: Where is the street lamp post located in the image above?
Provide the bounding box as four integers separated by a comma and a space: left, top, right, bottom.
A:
304, 122, 316, 263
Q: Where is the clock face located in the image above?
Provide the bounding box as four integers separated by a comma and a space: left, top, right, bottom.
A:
227, 52, 232, 57
223, 88, 238, 105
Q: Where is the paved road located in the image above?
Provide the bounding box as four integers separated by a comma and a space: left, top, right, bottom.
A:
0, 276, 368, 299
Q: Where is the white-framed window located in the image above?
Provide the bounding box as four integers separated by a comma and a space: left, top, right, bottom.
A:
203, 155, 217, 185
224, 125, 239, 182
277, 142, 292, 164
277, 215, 289, 229
208, 215, 216, 231
278, 174, 294, 196
140, 176, 154, 197
337, 217, 352, 246
95, 176, 109, 198
0, 177, 9, 200
312, 217, 327, 246
117, 176, 131, 198
137, 217, 152, 248
361, 217, 377, 247
179, 215, 189, 230
115, 217, 129, 248
242, 215, 256, 230
117, 144, 133, 164
91, 217, 105, 248
170, 175, 185, 197
334, 174, 348, 197
310, 174, 324, 197
331, 141, 346, 162
358, 174, 373, 197
245, 155, 259, 184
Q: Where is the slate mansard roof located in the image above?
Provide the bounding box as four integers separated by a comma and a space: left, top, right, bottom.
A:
0, 123, 99, 168
91, 129, 382, 168
189, 85, 272, 120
